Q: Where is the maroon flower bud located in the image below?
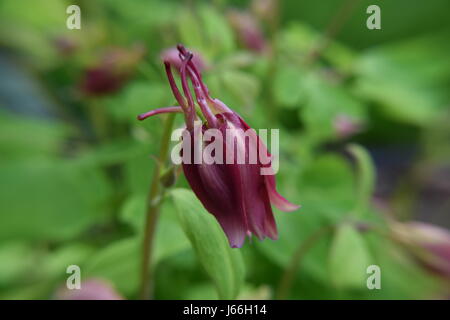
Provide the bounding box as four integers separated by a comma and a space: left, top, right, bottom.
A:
81, 67, 126, 96
227, 10, 267, 53
80, 45, 145, 96
54, 279, 123, 300
391, 221, 450, 278
138, 45, 299, 248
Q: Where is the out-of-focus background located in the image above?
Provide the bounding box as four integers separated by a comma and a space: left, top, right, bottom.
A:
0, 0, 449, 300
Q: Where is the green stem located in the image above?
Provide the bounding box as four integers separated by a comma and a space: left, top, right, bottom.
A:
305, 0, 360, 64
139, 113, 176, 299
347, 143, 376, 218
276, 225, 334, 300
264, 0, 281, 122
87, 98, 109, 142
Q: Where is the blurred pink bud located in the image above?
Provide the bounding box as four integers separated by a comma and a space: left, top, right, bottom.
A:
391, 222, 450, 278
55, 279, 123, 300
227, 10, 267, 53
81, 67, 126, 96
333, 114, 363, 138
160, 47, 206, 73
80, 45, 145, 96
53, 36, 78, 56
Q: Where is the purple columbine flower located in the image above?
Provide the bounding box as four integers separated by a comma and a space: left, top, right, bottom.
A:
138, 45, 299, 248
391, 221, 450, 278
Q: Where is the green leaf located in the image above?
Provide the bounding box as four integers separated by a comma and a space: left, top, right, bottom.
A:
120, 194, 191, 250
354, 33, 450, 126
299, 154, 356, 214
258, 154, 356, 284
177, 5, 235, 57
123, 146, 157, 195
0, 242, 35, 286
300, 72, 366, 142
0, 242, 94, 299
86, 200, 190, 296
279, 23, 356, 72
328, 223, 371, 289
120, 194, 147, 231
199, 6, 235, 55
273, 66, 306, 108
182, 283, 218, 300
100, 0, 175, 33
0, 159, 111, 241
220, 70, 260, 110
0, 0, 67, 66
77, 139, 145, 167
257, 212, 332, 284
170, 188, 245, 299
43, 244, 94, 280
177, 9, 206, 53
0, 112, 71, 160
353, 78, 441, 126
83, 237, 140, 296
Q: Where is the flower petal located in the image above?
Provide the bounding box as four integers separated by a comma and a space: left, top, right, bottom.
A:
219, 116, 278, 241
221, 109, 300, 213
264, 174, 300, 212
183, 162, 248, 248
181, 127, 248, 248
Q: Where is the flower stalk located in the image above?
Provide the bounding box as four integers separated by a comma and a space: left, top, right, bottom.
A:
139, 112, 176, 300
276, 225, 334, 300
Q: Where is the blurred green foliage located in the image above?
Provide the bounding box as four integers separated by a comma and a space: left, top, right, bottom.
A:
0, 0, 449, 300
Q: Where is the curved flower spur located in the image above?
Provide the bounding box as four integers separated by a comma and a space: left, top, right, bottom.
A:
138, 44, 299, 248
